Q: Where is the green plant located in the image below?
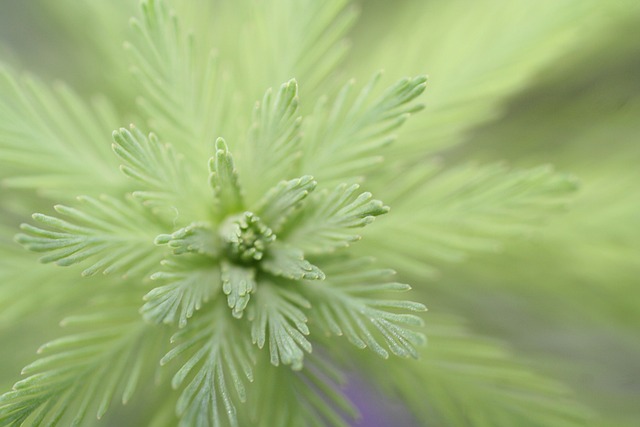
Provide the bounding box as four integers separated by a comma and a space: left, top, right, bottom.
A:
1, 0, 637, 426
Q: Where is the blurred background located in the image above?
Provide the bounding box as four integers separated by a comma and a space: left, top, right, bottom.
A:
1, 1, 638, 426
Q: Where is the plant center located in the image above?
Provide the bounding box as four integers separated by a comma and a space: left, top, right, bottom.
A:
219, 211, 275, 264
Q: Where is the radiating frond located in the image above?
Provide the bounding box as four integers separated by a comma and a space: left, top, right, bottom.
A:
161, 304, 255, 427
127, 0, 235, 169
267, 0, 357, 93
208, 138, 244, 217
15, 195, 163, 277
221, 261, 256, 319
244, 79, 302, 200
301, 73, 426, 184
2, 0, 629, 426
244, 355, 357, 427
0, 67, 124, 195
349, 0, 598, 157
155, 223, 219, 258
364, 163, 579, 276
284, 183, 389, 255
112, 125, 206, 222
249, 282, 312, 370
142, 257, 221, 328
261, 242, 325, 281
360, 313, 591, 427
0, 297, 166, 426
301, 258, 426, 359
255, 176, 316, 232
201, 0, 357, 101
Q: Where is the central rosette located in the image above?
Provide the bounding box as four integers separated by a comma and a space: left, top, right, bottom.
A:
148, 134, 386, 329
150, 138, 333, 322
220, 212, 275, 264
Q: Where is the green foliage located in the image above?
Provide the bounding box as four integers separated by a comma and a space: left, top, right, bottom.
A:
349, 0, 599, 158
221, 261, 256, 319
15, 195, 164, 277
245, 79, 302, 200
0, 68, 122, 195
363, 163, 578, 276
303, 258, 426, 359
143, 257, 220, 327
1, 0, 634, 426
354, 313, 590, 427
2, 2, 426, 421
284, 183, 389, 255
112, 126, 206, 221
243, 356, 357, 427
260, 243, 325, 281
255, 176, 317, 233
301, 73, 426, 184
249, 283, 312, 370
209, 138, 244, 217
0, 296, 165, 426
160, 304, 254, 427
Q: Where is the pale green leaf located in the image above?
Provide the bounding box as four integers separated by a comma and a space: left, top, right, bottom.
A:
364, 163, 579, 276
161, 304, 254, 427
361, 313, 591, 427
260, 242, 325, 281
0, 67, 123, 194
197, 0, 357, 101
301, 73, 426, 184
301, 258, 426, 359
349, 0, 598, 157
208, 138, 244, 216
154, 222, 219, 258
127, 0, 236, 171
243, 355, 357, 427
112, 125, 206, 221
221, 261, 257, 319
243, 79, 302, 200
284, 183, 389, 255
0, 231, 94, 325
249, 282, 312, 370
255, 175, 316, 232
142, 257, 221, 328
15, 195, 163, 278
0, 298, 165, 427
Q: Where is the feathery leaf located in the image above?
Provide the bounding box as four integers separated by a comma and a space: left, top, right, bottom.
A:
244, 79, 302, 200
155, 222, 219, 258
208, 138, 244, 217
302, 258, 426, 359
0, 67, 123, 194
365, 163, 579, 276
255, 175, 316, 233
302, 73, 426, 184
127, 0, 235, 170
221, 261, 257, 319
363, 313, 591, 427
142, 257, 221, 328
112, 125, 205, 221
161, 304, 254, 427
0, 298, 165, 426
15, 195, 163, 278
249, 282, 312, 370
245, 355, 357, 427
351, 0, 598, 157
261, 242, 325, 281
284, 183, 389, 255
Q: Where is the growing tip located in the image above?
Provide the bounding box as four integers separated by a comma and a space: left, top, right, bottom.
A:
215, 137, 228, 152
